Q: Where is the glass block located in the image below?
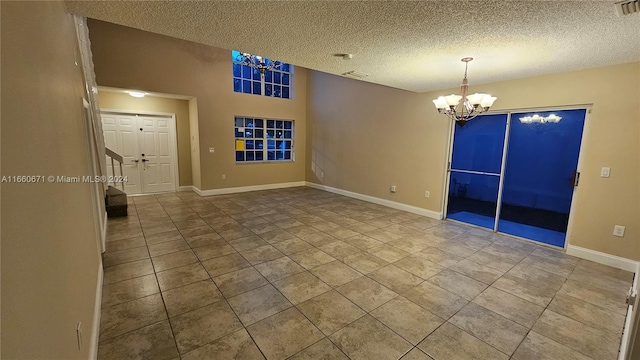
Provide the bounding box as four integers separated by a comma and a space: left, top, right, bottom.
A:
284, 141, 292, 149
267, 151, 275, 160
284, 130, 292, 138
235, 117, 244, 127
255, 129, 264, 138
276, 120, 284, 129
282, 74, 290, 85
284, 151, 291, 160
265, 84, 272, 97
246, 140, 254, 150
267, 140, 275, 149
255, 119, 263, 128
233, 63, 242, 78
266, 130, 275, 138
235, 128, 243, 138
274, 85, 281, 97
255, 151, 264, 161
242, 80, 251, 94
236, 151, 245, 161
246, 151, 255, 161
233, 78, 242, 93
255, 140, 264, 149
284, 121, 292, 129
252, 81, 261, 94
265, 71, 273, 83
274, 72, 281, 84
252, 68, 261, 80
282, 87, 290, 99
267, 120, 275, 128
242, 66, 252, 79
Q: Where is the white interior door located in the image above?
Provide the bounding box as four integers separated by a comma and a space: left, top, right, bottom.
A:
138, 116, 176, 193
101, 113, 143, 194
101, 112, 177, 194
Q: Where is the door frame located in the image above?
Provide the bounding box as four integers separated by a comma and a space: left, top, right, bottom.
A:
441, 104, 593, 250
100, 108, 181, 194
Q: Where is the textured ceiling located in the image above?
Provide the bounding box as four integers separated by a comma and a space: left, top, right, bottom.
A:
66, 1, 640, 93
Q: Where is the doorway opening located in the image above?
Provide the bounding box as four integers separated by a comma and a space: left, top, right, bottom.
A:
444, 107, 588, 248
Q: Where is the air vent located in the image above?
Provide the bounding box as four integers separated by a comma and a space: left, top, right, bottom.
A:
615, 0, 639, 16
341, 70, 368, 78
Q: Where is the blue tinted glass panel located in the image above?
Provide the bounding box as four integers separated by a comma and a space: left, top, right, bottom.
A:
246, 152, 255, 161
232, 50, 241, 61
252, 69, 261, 80
284, 141, 292, 149
235, 117, 244, 127
233, 79, 242, 93
446, 172, 500, 230
265, 84, 272, 97
255, 129, 263, 138
284, 151, 291, 160
246, 140, 254, 150
282, 87, 290, 99
255, 119, 263, 127
244, 129, 253, 138
242, 66, 252, 79
252, 81, 261, 94
235, 129, 243, 138
255, 151, 264, 161
267, 140, 275, 149
281, 64, 290, 72
267, 120, 275, 128
236, 151, 245, 161
255, 140, 263, 149
267, 151, 275, 160
274, 72, 281, 84
276, 140, 283, 150
282, 74, 290, 85
276, 151, 285, 160
284, 121, 292, 129
277, 121, 284, 129
265, 71, 273, 82
233, 63, 242, 78
274, 85, 281, 97
284, 130, 292, 138
245, 118, 254, 127
242, 80, 251, 94
266, 130, 275, 138
450, 114, 507, 174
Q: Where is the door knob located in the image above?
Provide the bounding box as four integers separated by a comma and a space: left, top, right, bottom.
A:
141, 159, 150, 162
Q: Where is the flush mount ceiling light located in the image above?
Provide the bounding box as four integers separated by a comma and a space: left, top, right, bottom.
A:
519, 114, 562, 124
234, 52, 280, 74
432, 57, 497, 127
127, 91, 145, 98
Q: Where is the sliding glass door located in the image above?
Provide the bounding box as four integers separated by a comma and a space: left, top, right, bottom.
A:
446, 114, 507, 230
445, 108, 587, 247
497, 109, 586, 246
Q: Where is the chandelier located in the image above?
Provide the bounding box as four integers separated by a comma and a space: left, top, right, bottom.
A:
234, 52, 280, 74
432, 57, 497, 127
519, 114, 562, 124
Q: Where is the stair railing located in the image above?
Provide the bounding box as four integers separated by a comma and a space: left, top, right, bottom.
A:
105, 147, 125, 191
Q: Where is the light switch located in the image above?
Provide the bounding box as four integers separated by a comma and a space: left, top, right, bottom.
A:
601, 167, 610, 178
209, 147, 215, 153
613, 225, 625, 237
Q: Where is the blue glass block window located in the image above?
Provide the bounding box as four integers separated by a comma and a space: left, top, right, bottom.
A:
235, 117, 294, 162
232, 50, 293, 99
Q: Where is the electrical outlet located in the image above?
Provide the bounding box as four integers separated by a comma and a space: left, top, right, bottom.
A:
613, 225, 625, 237
222, 174, 226, 180
390, 185, 396, 193
424, 191, 430, 198
209, 147, 215, 153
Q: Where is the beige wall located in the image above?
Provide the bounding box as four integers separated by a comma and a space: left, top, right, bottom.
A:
98, 91, 193, 186
307, 63, 640, 261
1, 1, 102, 358
88, 20, 307, 191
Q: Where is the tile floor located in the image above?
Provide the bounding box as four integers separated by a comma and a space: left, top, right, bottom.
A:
98, 187, 633, 360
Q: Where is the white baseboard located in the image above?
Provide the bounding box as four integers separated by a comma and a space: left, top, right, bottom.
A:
178, 185, 194, 192
566, 245, 639, 272
305, 182, 442, 220
194, 181, 306, 197
89, 264, 103, 360
101, 211, 107, 254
